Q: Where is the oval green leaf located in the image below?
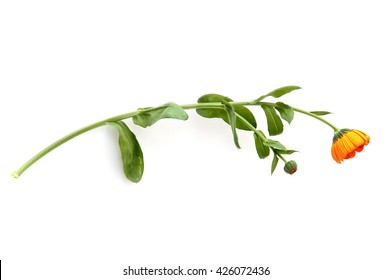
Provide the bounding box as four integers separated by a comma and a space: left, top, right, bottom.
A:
234, 105, 257, 130
107, 121, 144, 183
263, 139, 287, 150
261, 104, 284, 136
275, 102, 294, 124
253, 131, 270, 159
196, 94, 257, 131
196, 93, 231, 120
278, 149, 298, 155
133, 102, 188, 128
310, 111, 332, 116
271, 153, 279, 175
197, 93, 232, 104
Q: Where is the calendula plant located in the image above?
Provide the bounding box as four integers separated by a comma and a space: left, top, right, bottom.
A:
12, 86, 370, 182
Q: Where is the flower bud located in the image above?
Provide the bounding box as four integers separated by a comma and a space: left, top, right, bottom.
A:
284, 160, 297, 175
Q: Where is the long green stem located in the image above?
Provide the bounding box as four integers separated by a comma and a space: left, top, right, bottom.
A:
11, 103, 225, 178
11, 111, 140, 178
291, 107, 339, 131
12, 100, 338, 178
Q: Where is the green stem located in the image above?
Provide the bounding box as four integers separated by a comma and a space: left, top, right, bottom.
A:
274, 151, 287, 163
241, 101, 339, 131
12, 103, 227, 178
291, 107, 339, 132
12, 111, 140, 178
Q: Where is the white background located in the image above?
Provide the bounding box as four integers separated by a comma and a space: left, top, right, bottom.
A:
0, 0, 391, 279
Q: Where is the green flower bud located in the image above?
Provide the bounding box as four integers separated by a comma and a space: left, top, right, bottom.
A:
284, 160, 297, 175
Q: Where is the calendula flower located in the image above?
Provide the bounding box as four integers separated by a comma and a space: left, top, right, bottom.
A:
331, 129, 370, 163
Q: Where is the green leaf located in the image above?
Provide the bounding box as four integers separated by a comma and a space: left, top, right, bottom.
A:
310, 111, 332, 116
133, 102, 188, 128
253, 131, 270, 159
255, 86, 301, 102
108, 121, 144, 183
197, 93, 232, 103
263, 139, 287, 150
271, 153, 279, 175
222, 101, 240, 149
196, 94, 257, 131
261, 104, 284, 136
233, 106, 257, 130
275, 102, 294, 124
278, 149, 298, 155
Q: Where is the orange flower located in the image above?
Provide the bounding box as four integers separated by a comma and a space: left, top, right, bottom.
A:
331, 129, 370, 163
